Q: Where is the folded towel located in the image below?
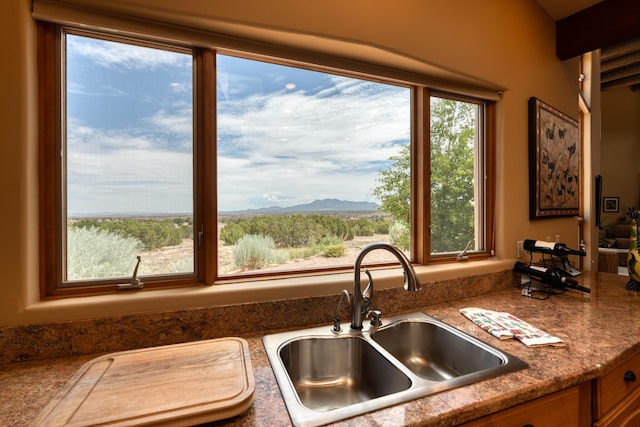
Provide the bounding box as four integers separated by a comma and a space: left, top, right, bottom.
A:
460, 307, 565, 347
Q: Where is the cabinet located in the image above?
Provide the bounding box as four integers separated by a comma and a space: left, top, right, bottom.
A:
594, 350, 640, 426
460, 384, 590, 427
463, 349, 640, 427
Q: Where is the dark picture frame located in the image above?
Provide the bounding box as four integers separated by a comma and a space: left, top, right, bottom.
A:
603, 196, 619, 213
528, 97, 580, 219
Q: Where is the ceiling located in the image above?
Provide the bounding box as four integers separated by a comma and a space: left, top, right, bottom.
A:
600, 37, 640, 92
537, 0, 640, 92
536, 0, 602, 20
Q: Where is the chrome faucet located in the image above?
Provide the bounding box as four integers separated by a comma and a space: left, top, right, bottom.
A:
350, 243, 421, 330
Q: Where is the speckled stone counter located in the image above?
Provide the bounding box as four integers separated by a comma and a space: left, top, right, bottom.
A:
3, 271, 640, 426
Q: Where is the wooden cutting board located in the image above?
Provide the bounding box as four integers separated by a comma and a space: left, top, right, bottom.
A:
32, 337, 255, 426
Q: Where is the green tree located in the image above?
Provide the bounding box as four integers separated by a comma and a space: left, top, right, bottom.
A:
372, 97, 476, 253
371, 144, 411, 226
430, 98, 475, 252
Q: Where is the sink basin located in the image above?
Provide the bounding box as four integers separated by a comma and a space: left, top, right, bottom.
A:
263, 312, 528, 427
371, 319, 504, 381
279, 336, 411, 411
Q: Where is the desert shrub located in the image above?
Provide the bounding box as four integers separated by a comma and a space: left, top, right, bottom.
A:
267, 215, 325, 247
389, 221, 410, 250
352, 218, 376, 236
311, 214, 354, 241
233, 234, 277, 270
374, 219, 390, 234
71, 219, 184, 250
67, 226, 142, 280
323, 244, 346, 258
270, 248, 291, 265
220, 222, 246, 245
318, 235, 344, 247
179, 223, 193, 239
286, 246, 321, 259
221, 214, 354, 247
172, 216, 192, 226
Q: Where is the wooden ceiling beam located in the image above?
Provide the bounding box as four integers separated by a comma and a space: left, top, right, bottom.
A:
601, 49, 640, 72
601, 74, 640, 91
601, 38, 640, 61
602, 63, 640, 83
556, 0, 640, 60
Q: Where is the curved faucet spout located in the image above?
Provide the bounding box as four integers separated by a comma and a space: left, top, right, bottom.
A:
351, 243, 421, 330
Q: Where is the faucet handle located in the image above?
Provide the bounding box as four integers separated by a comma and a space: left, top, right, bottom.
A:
366, 309, 382, 327
332, 289, 351, 333
361, 269, 374, 311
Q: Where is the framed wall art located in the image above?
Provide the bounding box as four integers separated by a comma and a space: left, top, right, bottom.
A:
528, 97, 580, 219
603, 196, 619, 213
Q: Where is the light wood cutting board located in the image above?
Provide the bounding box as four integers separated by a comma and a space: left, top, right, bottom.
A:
31, 337, 255, 426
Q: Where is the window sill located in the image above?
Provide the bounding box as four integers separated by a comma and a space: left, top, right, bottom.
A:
24, 258, 514, 324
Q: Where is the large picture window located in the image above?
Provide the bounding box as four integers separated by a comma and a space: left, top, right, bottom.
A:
38, 22, 495, 297
216, 55, 411, 275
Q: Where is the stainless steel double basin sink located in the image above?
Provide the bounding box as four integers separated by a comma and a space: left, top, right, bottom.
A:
262, 311, 528, 427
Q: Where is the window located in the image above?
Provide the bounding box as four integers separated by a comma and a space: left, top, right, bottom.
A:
38, 22, 495, 297
216, 54, 411, 275
64, 32, 194, 282
430, 95, 487, 256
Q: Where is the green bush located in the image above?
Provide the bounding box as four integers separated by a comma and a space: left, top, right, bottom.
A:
389, 221, 410, 250
233, 234, 278, 270
179, 223, 193, 239
318, 235, 344, 247
220, 222, 246, 245
353, 218, 375, 236
286, 246, 321, 259
374, 219, 390, 234
270, 248, 291, 265
71, 218, 185, 250
67, 226, 142, 280
312, 214, 354, 241
220, 214, 354, 248
323, 244, 346, 258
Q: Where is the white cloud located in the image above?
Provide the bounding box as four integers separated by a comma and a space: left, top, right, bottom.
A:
68, 35, 188, 70
66, 123, 192, 215
148, 109, 193, 137
65, 66, 410, 214
217, 76, 410, 210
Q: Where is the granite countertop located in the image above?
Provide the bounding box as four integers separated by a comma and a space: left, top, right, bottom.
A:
3, 272, 640, 426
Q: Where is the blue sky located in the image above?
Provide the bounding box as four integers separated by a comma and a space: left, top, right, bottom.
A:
65, 35, 410, 216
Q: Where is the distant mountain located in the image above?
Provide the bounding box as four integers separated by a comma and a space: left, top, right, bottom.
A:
222, 198, 379, 214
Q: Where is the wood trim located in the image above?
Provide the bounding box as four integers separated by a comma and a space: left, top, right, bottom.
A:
579, 380, 592, 427
37, 26, 205, 298
426, 92, 496, 262
36, 22, 498, 297
485, 101, 497, 258
412, 87, 429, 263
37, 21, 60, 297
43, 277, 205, 300
556, 0, 640, 60
198, 49, 217, 284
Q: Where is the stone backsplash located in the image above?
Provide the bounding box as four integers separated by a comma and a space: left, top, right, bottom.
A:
0, 270, 517, 364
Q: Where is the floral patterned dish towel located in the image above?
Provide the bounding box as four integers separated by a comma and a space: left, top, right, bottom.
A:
460, 307, 565, 347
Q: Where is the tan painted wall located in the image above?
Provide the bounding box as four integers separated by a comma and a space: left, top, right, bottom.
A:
601, 89, 640, 222
0, 0, 584, 326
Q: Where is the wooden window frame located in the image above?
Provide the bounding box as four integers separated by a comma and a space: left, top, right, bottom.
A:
37, 21, 495, 299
